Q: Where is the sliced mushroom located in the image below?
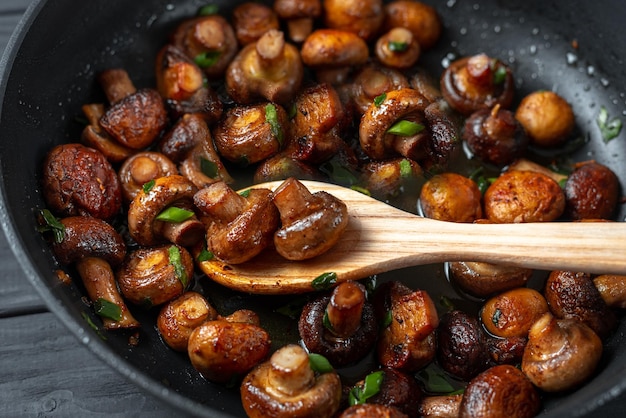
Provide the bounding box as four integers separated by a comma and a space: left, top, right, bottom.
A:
241, 344, 342, 418
50, 216, 139, 330
118, 151, 178, 202
272, 177, 349, 260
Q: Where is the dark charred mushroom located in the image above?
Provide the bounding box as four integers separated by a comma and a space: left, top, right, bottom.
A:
522, 312, 603, 392
323, 0, 384, 41
42, 143, 122, 220
419, 172, 483, 222
118, 151, 178, 202
241, 344, 342, 418
480, 288, 549, 339
188, 310, 271, 383
384, 0, 442, 50
349, 64, 410, 115
226, 29, 303, 105
157, 291, 218, 352
515, 90, 575, 148
564, 161, 620, 220
273, 0, 321, 42
193, 181, 279, 264
448, 260, 533, 298
299, 281, 378, 367
50, 216, 139, 330
440, 53, 514, 116
459, 364, 540, 418
117, 244, 194, 308
232, 2, 280, 45
127, 175, 205, 247
375, 27, 421, 70
272, 177, 349, 260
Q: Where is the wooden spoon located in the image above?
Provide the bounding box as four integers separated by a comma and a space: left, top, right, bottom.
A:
198, 180, 626, 294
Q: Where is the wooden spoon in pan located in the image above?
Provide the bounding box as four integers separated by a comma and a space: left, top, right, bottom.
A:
197, 180, 626, 294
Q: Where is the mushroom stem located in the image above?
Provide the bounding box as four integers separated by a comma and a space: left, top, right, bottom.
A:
98, 68, 137, 104
287, 17, 314, 43
194, 18, 226, 50
267, 344, 315, 397
326, 281, 366, 338
75, 256, 140, 330
256, 29, 285, 65
157, 203, 206, 248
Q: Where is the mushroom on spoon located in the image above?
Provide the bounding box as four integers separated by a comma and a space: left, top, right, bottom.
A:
198, 180, 626, 294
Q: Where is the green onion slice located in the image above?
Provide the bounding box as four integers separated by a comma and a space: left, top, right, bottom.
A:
388, 41, 409, 52
156, 207, 195, 223
399, 158, 412, 177
265, 103, 284, 146
38, 209, 65, 243
197, 246, 214, 262
374, 92, 387, 107
197, 4, 219, 16
386, 120, 425, 137
194, 51, 221, 68
94, 298, 122, 321
168, 245, 189, 288
311, 272, 337, 290
142, 179, 155, 193
309, 353, 334, 374
597, 106, 623, 143
200, 157, 219, 179
349, 370, 384, 405
493, 65, 507, 84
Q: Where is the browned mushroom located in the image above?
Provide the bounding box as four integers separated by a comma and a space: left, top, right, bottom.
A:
193, 181, 279, 264
226, 29, 303, 105
418, 394, 463, 418
50, 216, 139, 330
323, 0, 384, 41
80, 103, 135, 163
42, 143, 122, 220
339, 404, 408, 418
448, 260, 533, 298
118, 151, 178, 202
480, 288, 549, 339
232, 2, 280, 45
515, 90, 575, 148
522, 312, 603, 392
117, 244, 194, 308
299, 281, 378, 367
564, 161, 620, 220
272, 177, 349, 260
240, 344, 342, 418
440, 53, 514, 116
459, 364, 540, 418
348, 64, 410, 115
544, 270, 617, 339
213, 102, 288, 164
463, 104, 530, 167
171, 14, 238, 79
188, 310, 271, 383
253, 153, 322, 184
383, 1, 442, 50
419, 172, 483, 222
157, 291, 218, 352
273, 0, 321, 42
127, 175, 205, 247
349, 367, 422, 416
360, 158, 423, 200
375, 27, 421, 69
409, 67, 442, 103
154, 44, 224, 123
594, 274, 626, 309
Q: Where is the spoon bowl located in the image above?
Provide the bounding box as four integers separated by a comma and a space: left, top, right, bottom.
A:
198, 180, 626, 294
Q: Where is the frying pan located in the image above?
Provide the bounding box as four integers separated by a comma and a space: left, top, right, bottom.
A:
1, 0, 624, 416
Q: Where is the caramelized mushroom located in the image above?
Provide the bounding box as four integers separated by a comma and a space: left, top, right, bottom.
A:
299, 281, 378, 367
384, 0, 442, 50
448, 260, 533, 298
253, 153, 322, 184
339, 404, 408, 418
273, 0, 321, 42
272, 177, 349, 260
522, 312, 603, 392
323, 0, 384, 41
50, 216, 139, 330
349, 64, 410, 115
157, 291, 218, 352
375, 27, 421, 69
241, 344, 342, 418
226, 29, 303, 105
459, 365, 540, 418
419, 172, 483, 222
360, 158, 423, 199
480, 288, 549, 339
232, 2, 280, 45
350, 368, 422, 416
42, 143, 122, 220
515, 90, 575, 148
118, 151, 178, 202
117, 245, 194, 308
564, 161, 620, 220
594, 275, 626, 309
80, 103, 134, 163
418, 394, 462, 418
193, 181, 279, 264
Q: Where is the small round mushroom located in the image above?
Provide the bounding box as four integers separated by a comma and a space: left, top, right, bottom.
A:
273, 0, 321, 42
240, 344, 342, 418
484, 170, 565, 223
459, 364, 540, 418
564, 161, 620, 220
232, 2, 280, 45
383, 0, 442, 50
117, 244, 194, 308
42, 143, 122, 220
463, 104, 530, 167
448, 260, 533, 298
515, 90, 575, 148
417, 394, 463, 418
253, 153, 322, 184
419, 172, 483, 222
522, 312, 603, 392
360, 158, 423, 200
188, 313, 271, 383
127, 175, 205, 247
375, 27, 421, 70
157, 291, 218, 352
50, 216, 139, 330
323, 0, 384, 41
349, 64, 410, 115
226, 29, 303, 105
272, 177, 349, 260
440, 53, 514, 116
480, 288, 549, 339
118, 151, 178, 202
299, 281, 378, 367
594, 275, 626, 309
193, 181, 280, 264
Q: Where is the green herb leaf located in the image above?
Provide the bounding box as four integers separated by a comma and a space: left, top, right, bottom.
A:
399, 158, 412, 177
265, 103, 284, 147
309, 353, 334, 374
197, 247, 214, 262
492, 308, 502, 326
597, 106, 623, 143
239, 189, 251, 198
94, 298, 122, 321
38, 209, 65, 243
388, 41, 409, 52
418, 365, 456, 393
320, 160, 359, 186
311, 272, 337, 290
142, 179, 155, 193
156, 207, 195, 223
168, 245, 189, 288
381, 310, 393, 329
373, 93, 387, 107
350, 185, 372, 196
386, 120, 425, 137
198, 4, 219, 16
493, 65, 507, 84
194, 51, 221, 68
323, 310, 334, 332
349, 370, 384, 405
200, 157, 219, 179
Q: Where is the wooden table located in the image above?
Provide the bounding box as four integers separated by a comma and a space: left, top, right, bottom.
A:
0, 1, 624, 417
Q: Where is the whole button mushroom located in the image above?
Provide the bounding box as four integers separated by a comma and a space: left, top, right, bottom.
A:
383, 0, 442, 50
323, 0, 384, 41
360, 158, 423, 200
271, 177, 349, 261
232, 2, 280, 46
118, 151, 178, 203
273, 0, 321, 43
349, 64, 410, 115
564, 161, 620, 220
299, 281, 378, 367
419, 172, 483, 223
375, 27, 421, 70
42, 143, 122, 220
448, 260, 533, 298
594, 274, 626, 309
50, 216, 139, 330
240, 344, 342, 418
515, 90, 575, 148
480, 288, 549, 339
127, 175, 205, 247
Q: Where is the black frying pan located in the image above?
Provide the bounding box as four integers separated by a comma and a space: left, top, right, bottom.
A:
1, 0, 624, 417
